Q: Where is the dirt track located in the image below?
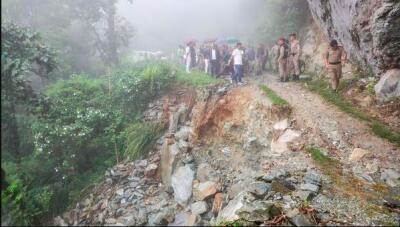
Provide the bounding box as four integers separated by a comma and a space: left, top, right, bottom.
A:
250, 74, 399, 172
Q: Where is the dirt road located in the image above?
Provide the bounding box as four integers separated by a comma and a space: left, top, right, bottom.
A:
252, 74, 399, 173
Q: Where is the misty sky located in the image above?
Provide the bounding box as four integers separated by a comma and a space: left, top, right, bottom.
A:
117, 0, 266, 52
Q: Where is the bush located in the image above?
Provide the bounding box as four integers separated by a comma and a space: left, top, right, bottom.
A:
122, 122, 165, 159
2, 61, 221, 225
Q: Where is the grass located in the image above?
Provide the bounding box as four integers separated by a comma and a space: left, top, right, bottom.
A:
123, 122, 165, 159
259, 84, 289, 106
306, 146, 390, 201
305, 79, 400, 146
175, 69, 222, 87
306, 147, 339, 168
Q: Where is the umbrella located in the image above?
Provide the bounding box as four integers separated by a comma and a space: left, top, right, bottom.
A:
185, 39, 197, 45
203, 38, 217, 44
224, 37, 240, 44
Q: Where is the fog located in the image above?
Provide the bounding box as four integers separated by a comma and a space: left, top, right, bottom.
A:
117, 0, 266, 52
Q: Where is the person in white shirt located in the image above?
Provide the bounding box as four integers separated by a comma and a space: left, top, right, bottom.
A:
185, 44, 191, 73
230, 42, 244, 84
185, 42, 196, 73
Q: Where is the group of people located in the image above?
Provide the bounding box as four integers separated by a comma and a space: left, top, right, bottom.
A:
178, 33, 347, 91
178, 41, 271, 85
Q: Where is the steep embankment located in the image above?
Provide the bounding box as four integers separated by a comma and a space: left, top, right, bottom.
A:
55, 81, 399, 226
307, 0, 400, 75
306, 0, 400, 103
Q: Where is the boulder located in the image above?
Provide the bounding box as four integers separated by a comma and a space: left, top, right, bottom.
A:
271, 129, 301, 153
273, 119, 290, 131
196, 163, 213, 182
303, 170, 322, 186
216, 192, 253, 223
190, 201, 208, 215
193, 181, 218, 201
171, 165, 195, 206
148, 208, 175, 226
349, 148, 370, 162
374, 69, 400, 102
212, 193, 224, 215
236, 200, 277, 222
168, 112, 180, 133
54, 216, 68, 226
262, 169, 288, 182
168, 212, 197, 226
217, 191, 277, 223
290, 214, 315, 226
380, 169, 400, 187
178, 139, 189, 152
175, 126, 192, 141
294, 190, 314, 201
248, 182, 272, 198
161, 141, 180, 187
144, 163, 158, 178
299, 183, 319, 193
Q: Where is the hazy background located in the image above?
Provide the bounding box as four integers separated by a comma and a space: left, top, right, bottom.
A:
117, 0, 266, 52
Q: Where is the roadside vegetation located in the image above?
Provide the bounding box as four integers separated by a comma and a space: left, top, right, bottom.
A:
304, 79, 400, 146
175, 70, 222, 87
1, 21, 219, 225
260, 85, 289, 106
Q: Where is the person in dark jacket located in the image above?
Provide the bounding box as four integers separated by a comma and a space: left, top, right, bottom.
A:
210, 43, 221, 77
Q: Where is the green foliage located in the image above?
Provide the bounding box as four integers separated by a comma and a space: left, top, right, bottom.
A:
306, 79, 370, 121
1, 61, 189, 225
33, 75, 119, 176
123, 122, 164, 159
1, 178, 53, 225
1, 21, 57, 159
260, 85, 289, 106
111, 62, 174, 116
305, 79, 400, 147
371, 122, 400, 146
175, 69, 222, 87
306, 147, 337, 166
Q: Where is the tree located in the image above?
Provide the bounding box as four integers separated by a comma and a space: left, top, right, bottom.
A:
2, 0, 134, 73
1, 21, 57, 160
256, 0, 311, 44
71, 0, 133, 67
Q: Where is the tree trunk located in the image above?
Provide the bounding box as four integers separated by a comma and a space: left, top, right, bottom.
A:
106, 1, 119, 66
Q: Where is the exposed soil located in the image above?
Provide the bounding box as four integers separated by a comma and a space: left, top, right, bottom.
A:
56, 76, 400, 226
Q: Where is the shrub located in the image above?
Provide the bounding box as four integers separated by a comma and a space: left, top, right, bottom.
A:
122, 122, 165, 159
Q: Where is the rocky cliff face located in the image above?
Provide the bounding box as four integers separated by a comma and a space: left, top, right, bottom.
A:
307, 0, 400, 76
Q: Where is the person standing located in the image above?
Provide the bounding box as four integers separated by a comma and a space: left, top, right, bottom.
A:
185, 42, 196, 73
177, 45, 185, 64
210, 43, 221, 77
246, 46, 255, 75
256, 43, 265, 75
277, 37, 289, 82
262, 44, 269, 72
325, 39, 347, 91
230, 42, 245, 84
271, 42, 280, 73
185, 43, 191, 73
203, 45, 211, 74
289, 33, 301, 80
